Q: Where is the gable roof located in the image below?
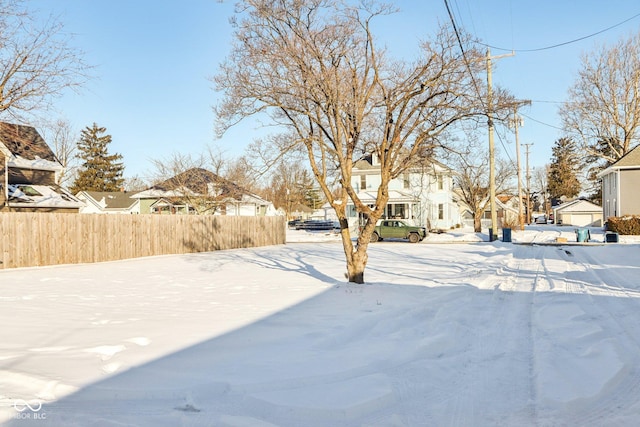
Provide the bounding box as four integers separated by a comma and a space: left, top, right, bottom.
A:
150, 168, 245, 199
598, 144, 640, 177
132, 168, 271, 206
0, 122, 57, 161
611, 144, 640, 168
77, 191, 139, 210
353, 154, 451, 174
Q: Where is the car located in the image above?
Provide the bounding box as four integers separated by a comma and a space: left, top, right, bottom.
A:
287, 219, 303, 229
370, 219, 427, 243
535, 215, 547, 224
295, 220, 336, 231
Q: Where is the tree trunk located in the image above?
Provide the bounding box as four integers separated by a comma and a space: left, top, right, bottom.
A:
474, 213, 482, 233
339, 218, 371, 284
345, 246, 368, 284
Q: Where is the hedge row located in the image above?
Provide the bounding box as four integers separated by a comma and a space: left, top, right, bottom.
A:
606, 216, 640, 235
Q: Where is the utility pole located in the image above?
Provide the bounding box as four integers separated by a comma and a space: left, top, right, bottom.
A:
486, 48, 514, 240
509, 101, 531, 231
524, 143, 533, 224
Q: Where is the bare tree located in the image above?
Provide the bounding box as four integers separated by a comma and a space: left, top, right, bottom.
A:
560, 30, 640, 170
38, 119, 77, 187
123, 175, 148, 192
0, 0, 89, 119
450, 141, 514, 232
214, 0, 503, 283
261, 157, 318, 217
222, 155, 260, 194
531, 165, 551, 214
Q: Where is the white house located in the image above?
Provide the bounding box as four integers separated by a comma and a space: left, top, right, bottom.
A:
347, 154, 462, 231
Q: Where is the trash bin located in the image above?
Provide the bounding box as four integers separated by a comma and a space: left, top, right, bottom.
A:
502, 227, 512, 243
489, 228, 496, 242
575, 228, 590, 243
605, 232, 619, 243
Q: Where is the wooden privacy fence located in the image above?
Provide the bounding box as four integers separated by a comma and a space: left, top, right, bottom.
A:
0, 213, 286, 269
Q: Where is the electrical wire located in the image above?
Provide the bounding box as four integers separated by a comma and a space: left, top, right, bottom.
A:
478, 11, 640, 52
444, 0, 516, 167
442, 0, 486, 109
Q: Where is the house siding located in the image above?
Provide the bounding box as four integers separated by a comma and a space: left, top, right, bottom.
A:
620, 169, 640, 216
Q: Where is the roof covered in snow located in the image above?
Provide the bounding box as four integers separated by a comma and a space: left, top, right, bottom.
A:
0, 121, 62, 171
7, 184, 84, 208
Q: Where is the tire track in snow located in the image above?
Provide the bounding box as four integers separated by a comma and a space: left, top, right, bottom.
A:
430, 245, 544, 427
536, 246, 640, 426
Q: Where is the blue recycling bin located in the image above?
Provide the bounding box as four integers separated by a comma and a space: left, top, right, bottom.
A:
502, 228, 512, 242
575, 228, 590, 243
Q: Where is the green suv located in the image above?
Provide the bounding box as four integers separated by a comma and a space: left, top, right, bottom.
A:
371, 219, 427, 243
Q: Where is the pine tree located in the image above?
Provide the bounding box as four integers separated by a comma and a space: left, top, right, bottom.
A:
547, 137, 581, 201
70, 123, 125, 193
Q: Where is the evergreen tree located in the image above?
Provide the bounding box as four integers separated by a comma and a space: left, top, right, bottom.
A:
70, 123, 125, 193
547, 137, 581, 201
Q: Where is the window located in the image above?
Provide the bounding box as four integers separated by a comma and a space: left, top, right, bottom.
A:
360, 175, 366, 191
403, 174, 410, 189
18, 185, 42, 197
437, 175, 444, 190
387, 203, 406, 219
438, 203, 444, 220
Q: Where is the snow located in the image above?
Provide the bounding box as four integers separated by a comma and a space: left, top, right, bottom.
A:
6, 156, 61, 172
7, 184, 84, 208
2, 225, 640, 426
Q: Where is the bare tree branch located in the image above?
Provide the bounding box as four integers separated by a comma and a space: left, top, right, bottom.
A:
213, 0, 501, 283
0, 0, 91, 120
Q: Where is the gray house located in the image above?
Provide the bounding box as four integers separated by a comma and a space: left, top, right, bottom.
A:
598, 145, 640, 219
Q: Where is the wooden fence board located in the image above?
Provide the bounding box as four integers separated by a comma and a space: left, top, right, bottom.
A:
0, 213, 285, 269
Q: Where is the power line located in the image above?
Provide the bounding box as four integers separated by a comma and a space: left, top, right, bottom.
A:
442, 0, 485, 108
478, 11, 640, 52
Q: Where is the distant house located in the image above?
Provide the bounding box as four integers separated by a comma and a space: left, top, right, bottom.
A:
598, 145, 640, 220
552, 199, 603, 227
132, 168, 276, 216
289, 203, 314, 220
76, 191, 140, 214
477, 195, 519, 230
0, 122, 82, 213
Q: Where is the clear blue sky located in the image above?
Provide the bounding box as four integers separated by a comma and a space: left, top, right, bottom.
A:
28, 0, 640, 183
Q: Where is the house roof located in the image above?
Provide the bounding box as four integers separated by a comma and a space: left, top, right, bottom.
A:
354, 190, 419, 203
136, 168, 244, 199
132, 168, 272, 206
353, 155, 451, 173
7, 184, 84, 209
611, 144, 640, 168
597, 144, 640, 177
0, 122, 61, 171
78, 191, 139, 210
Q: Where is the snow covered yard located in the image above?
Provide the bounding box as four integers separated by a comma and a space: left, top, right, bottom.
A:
2, 226, 640, 426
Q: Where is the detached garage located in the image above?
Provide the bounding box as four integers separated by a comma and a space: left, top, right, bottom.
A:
552, 199, 603, 227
